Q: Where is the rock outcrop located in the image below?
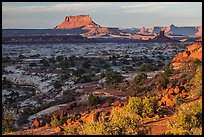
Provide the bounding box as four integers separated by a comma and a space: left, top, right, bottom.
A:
172, 39, 202, 69
55, 15, 111, 37
195, 26, 202, 37
55, 15, 99, 29
150, 31, 178, 42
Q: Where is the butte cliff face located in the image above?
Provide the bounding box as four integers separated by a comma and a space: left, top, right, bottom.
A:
172, 39, 202, 70
55, 15, 111, 37
150, 31, 178, 42
55, 15, 99, 29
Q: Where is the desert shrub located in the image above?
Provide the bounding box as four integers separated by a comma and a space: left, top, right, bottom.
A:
59, 115, 67, 125
142, 97, 154, 117
163, 65, 173, 76
105, 69, 124, 85
17, 107, 33, 125
29, 62, 38, 67
63, 89, 75, 96
189, 66, 202, 99
140, 63, 154, 72
158, 73, 170, 89
88, 93, 100, 106
82, 60, 91, 69
60, 69, 70, 80
125, 97, 143, 116
64, 125, 79, 135
2, 56, 11, 63
53, 81, 62, 89
193, 59, 201, 67
48, 57, 56, 63
166, 100, 202, 135
109, 108, 149, 135
2, 77, 13, 89
2, 113, 17, 134
73, 68, 86, 77
50, 118, 61, 127
56, 55, 64, 62
125, 96, 158, 118
18, 54, 26, 59
124, 66, 135, 72
134, 72, 147, 85
40, 59, 50, 67
81, 122, 111, 135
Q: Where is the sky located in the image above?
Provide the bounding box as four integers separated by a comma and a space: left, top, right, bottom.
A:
2, 2, 202, 29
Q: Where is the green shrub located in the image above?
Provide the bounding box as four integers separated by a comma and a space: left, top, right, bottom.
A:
17, 107, 33, 125
166, 100, 202, 135
142, 97, 154, 117
81, 122, 111, 135
163, 65, 173, 76
40, 59, 50, 66
158, 73, 170, 89
56, 55, 64, 62
53, 81, 62, 89
64, 126, 79, 135
105, 69, 124, 85
140, 63, 154, 72
134, 72, 147, 85
125, 97, 143, 116
50, 118, 61, 127
125, 96, 158, 118
193, 59, 201, 67
2, 113, 17, 134
63, 89, 75, 96
189, 66, 202, 99
109, 108, 148, 135
29, 62, 38, 67
88, 93, 100, 106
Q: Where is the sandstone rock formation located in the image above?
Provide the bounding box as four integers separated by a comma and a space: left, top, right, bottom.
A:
55, 15, 99, 29
150, 31, 178, 42
172, 39, 202, 69
55, 15, 111, 37
195, 26, 202, 37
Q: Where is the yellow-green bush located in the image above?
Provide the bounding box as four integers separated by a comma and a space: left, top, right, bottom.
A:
166, 100, 202, 135
81, 122, 111, 135
189, 65, 202, 99
64, 125, 79, 135
109, 108, 145, 135
124, 96, 157, 118
50, 118, 61, 127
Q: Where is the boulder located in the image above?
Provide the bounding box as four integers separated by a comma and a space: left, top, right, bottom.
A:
45, 123, 51, 128
55, 126, 62, 133
112, 100, 121, 107
33, 119, 39, 128
174, 86, 180, 94
102, 102, 111, 108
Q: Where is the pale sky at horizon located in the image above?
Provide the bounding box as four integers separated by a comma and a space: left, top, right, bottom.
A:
2, 2, 202, 29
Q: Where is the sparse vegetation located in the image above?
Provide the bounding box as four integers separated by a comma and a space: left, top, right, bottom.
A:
50, 118, 61, 127
88, 93, 100, 106
2, 113, 17, 134
105, 69, 124, 85
158, 72, 170, 89
134, 72, 147, 85
53, 81, 62, 89
124, 96, 157, 118
189, 65, 202, 99
166, 100, 202, 135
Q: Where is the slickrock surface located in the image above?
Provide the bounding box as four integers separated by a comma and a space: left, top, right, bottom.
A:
172, 39, 202, 69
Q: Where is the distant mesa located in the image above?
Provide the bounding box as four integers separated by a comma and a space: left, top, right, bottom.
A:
55, 15, 100, 29
55, 15, 111, 37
